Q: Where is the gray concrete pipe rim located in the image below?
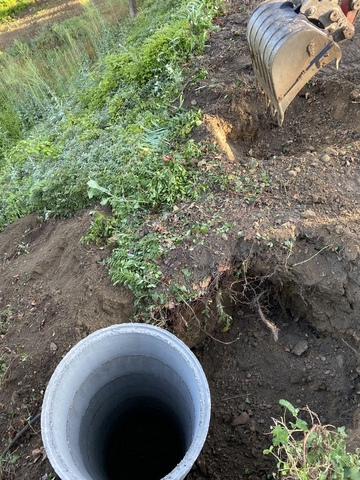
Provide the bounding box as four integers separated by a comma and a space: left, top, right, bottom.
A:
41, 323, 211, 480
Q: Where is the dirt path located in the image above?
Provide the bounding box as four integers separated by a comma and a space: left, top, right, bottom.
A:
0, 0, 117, 49
0, 0, 359, 478
0, 0, 81, 49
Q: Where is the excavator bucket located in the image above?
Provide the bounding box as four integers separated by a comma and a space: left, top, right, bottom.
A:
247, 1, 342, 125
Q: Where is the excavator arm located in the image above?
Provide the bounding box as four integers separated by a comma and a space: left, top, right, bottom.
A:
246, 0, 359, 125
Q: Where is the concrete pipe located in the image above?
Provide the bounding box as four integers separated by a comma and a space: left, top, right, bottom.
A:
41, 323, 211, 480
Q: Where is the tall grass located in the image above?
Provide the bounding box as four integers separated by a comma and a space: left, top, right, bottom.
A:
0, 0, 130, 135
0, 0, 35, 21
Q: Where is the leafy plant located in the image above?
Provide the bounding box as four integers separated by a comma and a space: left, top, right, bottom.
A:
0, 355, 8, 388
0, 306, 12, 335
0, 0, 226, 316
264, 399, 360, 479
108, 230, 163, 306
81, 210, 117, 246
215, 292, 232, 330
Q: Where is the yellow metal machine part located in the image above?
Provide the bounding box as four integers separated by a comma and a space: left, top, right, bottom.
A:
246, 1, 342, 125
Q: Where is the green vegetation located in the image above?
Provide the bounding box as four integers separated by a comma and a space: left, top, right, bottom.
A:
0, 355, 7, 389
0, 0, 271, 316
264, 399, 360, 479
0, 306, 12, 334
0, 0, 226, 312
0, 452, 19, 478
0, 0, 34, 21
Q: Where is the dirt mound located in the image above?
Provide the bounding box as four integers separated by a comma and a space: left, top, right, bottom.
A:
0, 210, 134, 478
0, 0, 360, 478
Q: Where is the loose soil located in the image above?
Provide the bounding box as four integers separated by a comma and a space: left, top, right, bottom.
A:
0, 0, 360, 479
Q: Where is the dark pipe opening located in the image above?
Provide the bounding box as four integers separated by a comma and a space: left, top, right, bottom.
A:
80, 380, 189, 480
104, 405, 185, 480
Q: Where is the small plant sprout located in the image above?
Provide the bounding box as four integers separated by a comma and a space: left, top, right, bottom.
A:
215, 292, 232, 331
0, 356, 6, 382
0, 453, 20, 478
264, 399, 360, 479
0, 305, 12, 334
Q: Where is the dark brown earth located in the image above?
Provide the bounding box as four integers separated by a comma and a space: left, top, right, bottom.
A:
0, 0, 360, 478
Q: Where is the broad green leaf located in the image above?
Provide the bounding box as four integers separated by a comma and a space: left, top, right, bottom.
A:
344, 466, 360, 479
87, 179, 111, 195
263, 447, 273, 455
279, 399, 299, 416
294, 418, 309, 431
338, 426, 347, 437
272, 424, 289, 446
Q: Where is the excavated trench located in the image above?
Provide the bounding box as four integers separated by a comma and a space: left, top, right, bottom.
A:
180, 232, 360, 479
248, 234, 360, 338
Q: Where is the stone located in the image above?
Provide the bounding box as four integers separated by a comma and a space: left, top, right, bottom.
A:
336, 355, 344, 368
231, 412, 250, 426
291, 340, 308, 356
350, 89, 360, 102
300, 209, 316, 219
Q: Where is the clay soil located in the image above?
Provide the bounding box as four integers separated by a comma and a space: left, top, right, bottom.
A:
0, 0, 360, 479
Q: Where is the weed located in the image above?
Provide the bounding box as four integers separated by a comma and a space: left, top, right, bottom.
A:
0, 356, 6, 379
283, 235, 296, 266
15, 345, 29, 363
196, 67, 208, 80
108, 229, 163, 306
264, 399, 360, 479
0, 453, 20, 479
0, 306, 12, 335
182, 0, 214, 39
235, 175, 265, 203
81, 210, 117, 246
182, 268, 191, 278
216, 222, 234, 234
215, 292, 232, 330
0, 0, 223, 314
15, 243, 30, 256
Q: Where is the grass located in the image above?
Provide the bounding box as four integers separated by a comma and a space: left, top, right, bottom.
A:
0, 0, 232, 316
0, 0, 273, 319
0, 356, 6, 379
0, 0, 35, 21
